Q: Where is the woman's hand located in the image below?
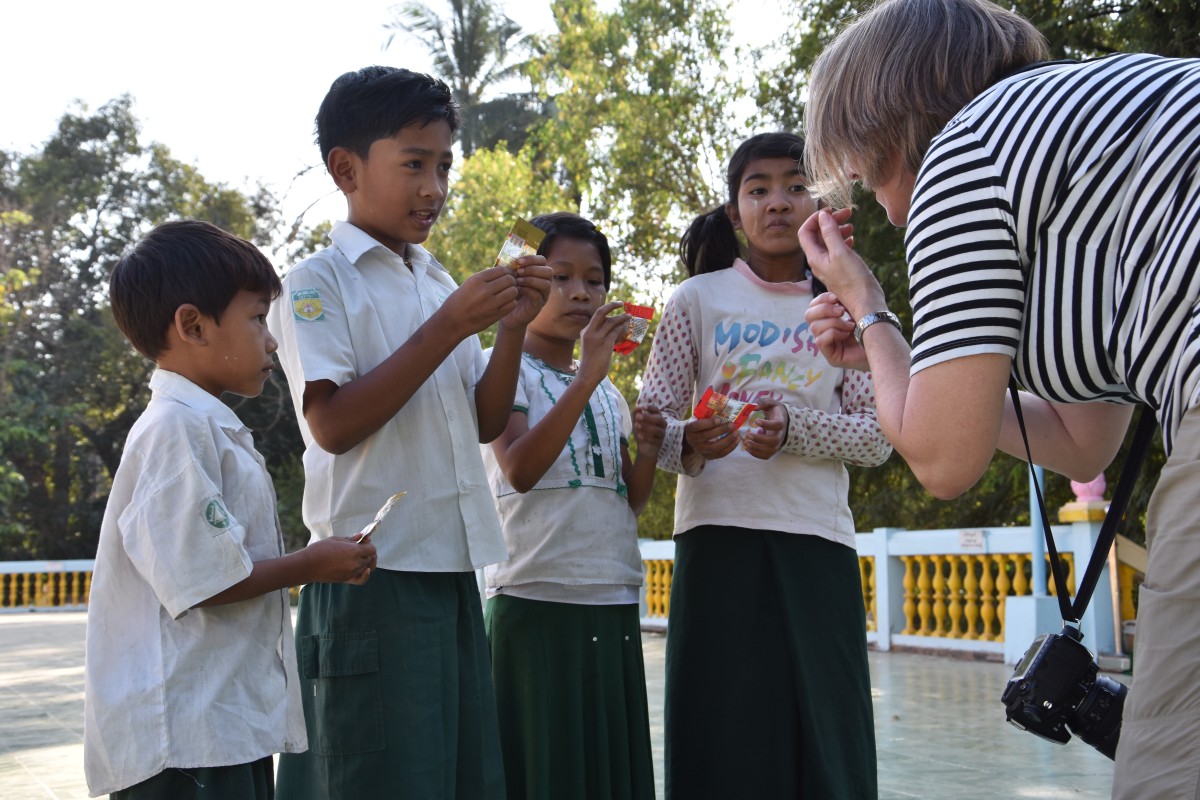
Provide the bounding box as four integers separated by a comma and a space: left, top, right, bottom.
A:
806, 293, 870, 371
798, 208, 887, 320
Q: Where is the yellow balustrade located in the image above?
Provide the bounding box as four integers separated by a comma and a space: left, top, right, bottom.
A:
643, 559, 673, 619
858, 556, 877, 632
1, 570, 93, 610
1117, 563, 1139, 623
894, 554, 1076, 642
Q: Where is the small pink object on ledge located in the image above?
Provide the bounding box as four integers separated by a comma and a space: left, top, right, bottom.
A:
1070, 474, 1107, 503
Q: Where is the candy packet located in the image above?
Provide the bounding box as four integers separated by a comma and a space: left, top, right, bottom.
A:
693, 387, 758, 430
495, 218, 546, 273
614, 302, 655, 354
354, 491, 406, 543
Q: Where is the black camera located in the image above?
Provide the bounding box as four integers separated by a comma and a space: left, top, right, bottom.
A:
1000, 625, 1127, 760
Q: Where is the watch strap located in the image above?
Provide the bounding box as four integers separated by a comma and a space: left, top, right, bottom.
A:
853, 310, 902, 344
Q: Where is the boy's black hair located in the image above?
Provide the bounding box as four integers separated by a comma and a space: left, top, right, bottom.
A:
680, 132, 807, 277
109, 220, 282, 361
529, 212, 613, 290
316, 66, 461, 164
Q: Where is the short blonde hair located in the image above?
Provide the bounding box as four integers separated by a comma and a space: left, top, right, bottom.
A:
805, 0, 1049, 208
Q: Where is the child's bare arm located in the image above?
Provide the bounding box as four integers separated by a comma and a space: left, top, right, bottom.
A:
625, 403, 666, 515
476, 259, 553, 441
195, 536, 377, 607
304, 265, 527, 455
488, 304, 626, 490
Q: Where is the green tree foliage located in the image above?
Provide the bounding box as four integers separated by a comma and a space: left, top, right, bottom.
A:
429, 142, 575, 286
0, 97, 306, 558
385, 0, 547, 155
527, 0, 742, 284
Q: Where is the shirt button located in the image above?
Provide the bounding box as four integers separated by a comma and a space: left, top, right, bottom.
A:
592, 636, 598, 642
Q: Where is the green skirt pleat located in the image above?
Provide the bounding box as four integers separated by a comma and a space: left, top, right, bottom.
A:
275, 569, 505, 800
486, 594, 656, 800
664, 526, 877, 800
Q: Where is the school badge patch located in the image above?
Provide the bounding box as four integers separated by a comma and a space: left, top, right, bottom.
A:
202, 496, 231, 530
291, 288, 325, 322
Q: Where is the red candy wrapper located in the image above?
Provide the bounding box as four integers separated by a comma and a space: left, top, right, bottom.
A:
693, 387, 758, 430
614, 302, 654, 354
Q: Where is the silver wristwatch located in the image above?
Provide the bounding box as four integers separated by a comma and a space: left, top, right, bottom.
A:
853, 311, 902, 344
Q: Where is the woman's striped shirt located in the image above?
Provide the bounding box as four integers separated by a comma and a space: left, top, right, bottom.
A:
906, 53, 1200, 452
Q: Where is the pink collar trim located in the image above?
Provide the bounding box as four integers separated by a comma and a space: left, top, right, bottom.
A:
731, 258, 813, 295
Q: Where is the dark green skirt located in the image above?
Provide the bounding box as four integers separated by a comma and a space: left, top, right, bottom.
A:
665, 526, 877, 799
275, 570, 504, 800
486, 594, 655, 800
112, 757, 273, 800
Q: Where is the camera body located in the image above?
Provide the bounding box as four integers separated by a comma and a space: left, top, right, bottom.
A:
1000, 625, 1127, 760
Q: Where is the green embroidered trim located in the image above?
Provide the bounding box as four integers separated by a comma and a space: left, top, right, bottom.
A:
582, 402, 605, 478
527, 354, 582, 478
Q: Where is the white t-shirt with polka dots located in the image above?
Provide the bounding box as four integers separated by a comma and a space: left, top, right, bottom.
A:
638, 259, 891, 547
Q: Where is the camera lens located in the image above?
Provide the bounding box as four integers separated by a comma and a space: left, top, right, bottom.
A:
1069, 674, 1127, 760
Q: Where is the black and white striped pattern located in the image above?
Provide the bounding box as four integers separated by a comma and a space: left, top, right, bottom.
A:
906, 53, 1200, 452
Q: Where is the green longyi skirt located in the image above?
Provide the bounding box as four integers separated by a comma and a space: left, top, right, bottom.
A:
486, 594, 655, 800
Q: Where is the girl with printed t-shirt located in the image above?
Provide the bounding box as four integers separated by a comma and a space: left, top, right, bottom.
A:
638, 132, 892, 799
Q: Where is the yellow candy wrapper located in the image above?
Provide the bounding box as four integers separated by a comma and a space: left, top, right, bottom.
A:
495, 218, 546, 273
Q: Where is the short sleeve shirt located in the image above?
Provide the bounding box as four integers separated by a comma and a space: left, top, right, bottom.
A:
906, 54, 1200, 451
480, 353, 643, 593
84, 370, 305, 796
268, 222, 507, 570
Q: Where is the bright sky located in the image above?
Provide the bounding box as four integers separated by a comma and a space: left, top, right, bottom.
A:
2, 0, 557, 233
3, 0, 782, 242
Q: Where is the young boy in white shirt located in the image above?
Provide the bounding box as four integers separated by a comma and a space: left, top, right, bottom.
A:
268, 67, 551, 798
84, 219, 377, 799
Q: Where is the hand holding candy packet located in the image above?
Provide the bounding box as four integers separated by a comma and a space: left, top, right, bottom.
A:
495, 218, 546, 273
354, 491, 406, 543
693, 387, 758, 431
613, 302, 655, 354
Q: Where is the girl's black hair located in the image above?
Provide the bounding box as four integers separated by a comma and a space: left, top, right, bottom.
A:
529, 212, 612, 289
679, 132, 807, 277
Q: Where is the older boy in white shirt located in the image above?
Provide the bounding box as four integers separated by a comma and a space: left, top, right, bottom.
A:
268, 66, 551, 799
85, 220, 376, 799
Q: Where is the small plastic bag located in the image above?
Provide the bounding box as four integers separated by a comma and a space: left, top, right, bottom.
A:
614, 302, 655, 354
495, 218, 546, 273
693, 387, 758, 430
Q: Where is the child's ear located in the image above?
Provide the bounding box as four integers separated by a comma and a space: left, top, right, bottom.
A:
725, 202, 742, 232
327, 147, 358, 194
173, 304, 208, 346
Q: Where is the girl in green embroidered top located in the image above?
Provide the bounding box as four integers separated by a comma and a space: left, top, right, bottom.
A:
480, 211, 665, 800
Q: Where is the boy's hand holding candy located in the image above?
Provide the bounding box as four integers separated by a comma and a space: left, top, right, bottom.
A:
500, 255, 553, 331
303, 536, 377, 585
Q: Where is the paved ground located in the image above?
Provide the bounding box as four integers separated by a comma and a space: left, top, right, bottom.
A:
0, 611, 1122, 799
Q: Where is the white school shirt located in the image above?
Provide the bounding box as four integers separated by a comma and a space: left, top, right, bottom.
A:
268, 221, 507, 571
83, 370, 305, 796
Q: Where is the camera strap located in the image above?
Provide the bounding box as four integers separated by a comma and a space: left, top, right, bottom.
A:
1007, 379, 1157, 624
